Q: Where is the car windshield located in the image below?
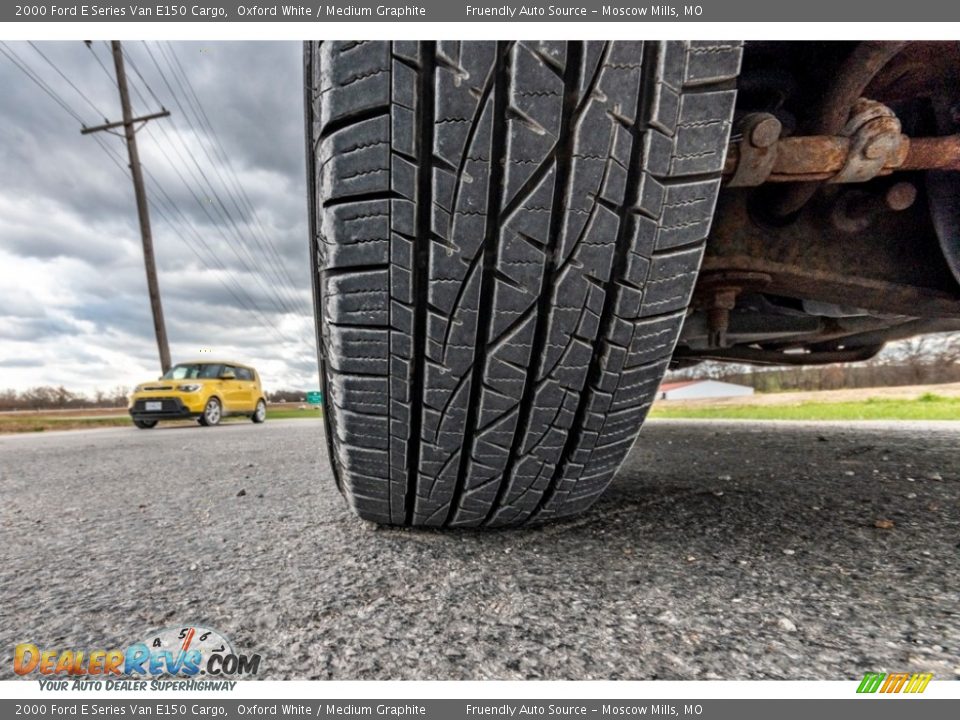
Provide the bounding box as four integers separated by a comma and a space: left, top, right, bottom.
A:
161, 363, 223, 380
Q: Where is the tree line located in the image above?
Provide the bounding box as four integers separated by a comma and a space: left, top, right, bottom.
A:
0, 386, 311, 411
5, 334, 956, 410
665, 334, 960, 392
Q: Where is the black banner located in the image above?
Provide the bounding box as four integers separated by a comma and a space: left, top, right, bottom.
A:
2, 699, 958, 720
5, 0, 960, 22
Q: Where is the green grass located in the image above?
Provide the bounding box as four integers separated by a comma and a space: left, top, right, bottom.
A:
9, 395, 955, 431
0, 415, 131, 433
0, 406, 322, 433
262, 407, 323, 420
649, 394, 960, 421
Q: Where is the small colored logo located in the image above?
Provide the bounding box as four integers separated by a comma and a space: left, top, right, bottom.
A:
14, 626, 260, 679
857, 672, 933, 694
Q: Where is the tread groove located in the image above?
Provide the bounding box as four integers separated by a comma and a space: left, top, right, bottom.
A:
405, 41, 437, 526
532, 41, 660, 520
318, 105, 391, 142
444, 41, 513, 527
482, 41, 584, 526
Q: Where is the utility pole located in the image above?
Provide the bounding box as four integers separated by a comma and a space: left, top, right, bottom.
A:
82, 40, 172, 373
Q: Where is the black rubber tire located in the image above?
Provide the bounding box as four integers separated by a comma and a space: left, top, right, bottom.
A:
198, 398, 222, 427
305, 41, 741, 527
252, 399, 267, 423
133, 419, 157, 429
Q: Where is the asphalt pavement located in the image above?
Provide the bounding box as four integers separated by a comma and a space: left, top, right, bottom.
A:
1, 418, 958, 680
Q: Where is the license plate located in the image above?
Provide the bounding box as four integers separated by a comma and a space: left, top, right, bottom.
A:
145, 401, 162, 411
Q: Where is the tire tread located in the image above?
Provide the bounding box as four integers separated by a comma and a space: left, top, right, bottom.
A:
306, 40, 741, 526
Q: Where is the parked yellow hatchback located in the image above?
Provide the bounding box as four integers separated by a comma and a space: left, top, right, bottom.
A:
128, 361, 267, 429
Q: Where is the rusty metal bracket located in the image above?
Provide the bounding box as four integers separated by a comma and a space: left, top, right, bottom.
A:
829, 99, 903, 183
727, 113, 782, 187
722, 100, 960, 186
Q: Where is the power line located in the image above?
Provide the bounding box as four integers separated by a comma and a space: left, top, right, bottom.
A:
91, 120, 301, 348
118, 43, 165, 110
96, 135, 300, 348
158, 42, 310, 314
117, 58, 305, 335
0, 42, 87, 125
85, 40, 117, 89
84, 41, 172, 371
145, 180, 302, 347
27, 42, 108, 123
131, 41, 305, 317
161, 42, 306, 294
138, 111, 303, 320
105, 40, 303, 320
0, 42, 304, 353
142, 121, 300, 319
157, 41, 306, 312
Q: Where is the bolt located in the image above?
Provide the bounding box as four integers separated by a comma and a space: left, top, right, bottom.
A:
707, 307, 729, 349
749, 115, 781, 148
707, 288, 738, 349
833, 183, 917, 233
884, 182, 917, 211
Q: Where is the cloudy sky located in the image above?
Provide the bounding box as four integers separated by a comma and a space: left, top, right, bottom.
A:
0, 41, 317, 395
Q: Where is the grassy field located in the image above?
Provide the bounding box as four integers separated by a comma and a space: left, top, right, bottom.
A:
261, 407, 323, 420
649, 393, 960, 421
4, 390, 959, 433
0, 406, 322, 434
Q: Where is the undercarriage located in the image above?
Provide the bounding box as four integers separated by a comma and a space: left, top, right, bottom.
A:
678, 41, 960, 368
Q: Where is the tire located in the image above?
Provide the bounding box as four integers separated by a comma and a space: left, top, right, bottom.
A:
133, 419, 157, 429
252, 399, 267, 423
198, 398, 222, 427
305, 41, 741, 527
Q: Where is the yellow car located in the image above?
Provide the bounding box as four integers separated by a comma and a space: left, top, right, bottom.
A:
128, 361, 267, 429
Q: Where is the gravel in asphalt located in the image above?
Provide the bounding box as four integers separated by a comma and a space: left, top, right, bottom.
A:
1, 418, 957, 680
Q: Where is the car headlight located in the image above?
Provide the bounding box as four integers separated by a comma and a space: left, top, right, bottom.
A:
134, 385, 145, 393
178, 384, 201, 393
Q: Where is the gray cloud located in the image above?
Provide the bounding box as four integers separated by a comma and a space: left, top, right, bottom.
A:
0, 314, 85, 341
0, 357, 44, 368
0, 41, 318, 394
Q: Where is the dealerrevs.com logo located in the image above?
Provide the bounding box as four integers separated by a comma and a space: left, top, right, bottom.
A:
857, 672, 933, 694
15, 626, 260, 690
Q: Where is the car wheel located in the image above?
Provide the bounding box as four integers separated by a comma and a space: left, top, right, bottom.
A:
198, 398, 222, 427
306, 40, 741, 526
252, 399, 267, 424
133, 419, 158, 429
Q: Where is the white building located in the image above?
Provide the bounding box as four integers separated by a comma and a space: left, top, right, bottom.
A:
658, 379, 755, 401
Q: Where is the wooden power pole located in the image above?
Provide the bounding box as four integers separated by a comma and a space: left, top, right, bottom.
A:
82, 41, 172, 373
